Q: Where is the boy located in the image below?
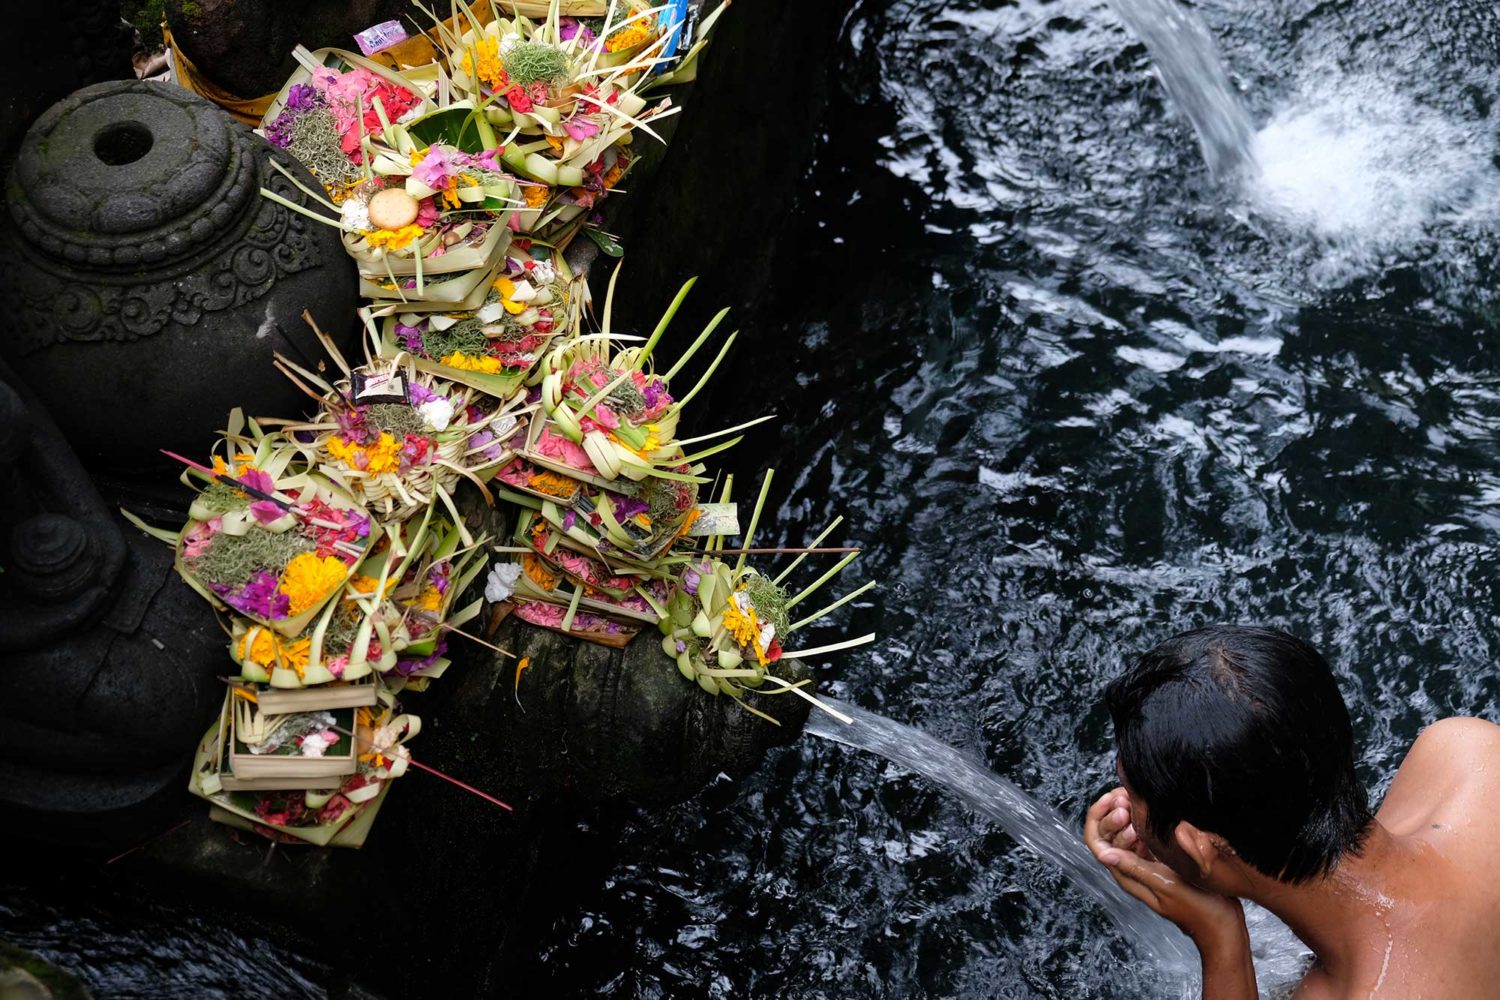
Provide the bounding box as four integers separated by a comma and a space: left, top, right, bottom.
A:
1085, 625, 1500, 998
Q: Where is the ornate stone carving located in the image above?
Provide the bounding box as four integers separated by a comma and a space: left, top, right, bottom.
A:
0, 81, 358, 465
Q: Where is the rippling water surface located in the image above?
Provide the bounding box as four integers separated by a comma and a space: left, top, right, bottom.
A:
530, 0, 1500, 996
9, 0, 1500, 996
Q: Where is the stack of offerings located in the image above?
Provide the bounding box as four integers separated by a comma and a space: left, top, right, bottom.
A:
485, 280, 877, 725
138, 331, 493, 844
257, 0, 719, 312
487, 278, 766, 646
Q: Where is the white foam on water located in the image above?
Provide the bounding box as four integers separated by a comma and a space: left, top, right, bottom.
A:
1244, 75, 1500, 280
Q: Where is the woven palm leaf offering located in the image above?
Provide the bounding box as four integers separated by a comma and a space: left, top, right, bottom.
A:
149, 414, 378, 641
381, 247, 581, 396
432, 0, 710, 242
520, 274, 770, 489
226, 505, 485, 694
270, 313, 531, 524
192, 692, 420, 848
260, 48, 432, 204
380, 508, 492, 691
658, 471, 873, 726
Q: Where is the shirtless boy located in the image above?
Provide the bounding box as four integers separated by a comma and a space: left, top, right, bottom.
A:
1084, 625, 1500, 998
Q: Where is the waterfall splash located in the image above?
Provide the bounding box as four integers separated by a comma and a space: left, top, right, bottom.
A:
805, 698, 1198, 969
1105, 0, 1257, 179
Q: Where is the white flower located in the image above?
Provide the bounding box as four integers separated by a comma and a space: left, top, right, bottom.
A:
485, 561, 523, 603
758, 622, 776, 651
300, 730, 337, 757
341, 198, 370, 232
530, 259, 557, 285
417, 398, 454, 431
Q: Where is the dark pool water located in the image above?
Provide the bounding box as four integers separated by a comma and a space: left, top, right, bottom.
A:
8, 0, 1500, 996
525, 0, 1500, 995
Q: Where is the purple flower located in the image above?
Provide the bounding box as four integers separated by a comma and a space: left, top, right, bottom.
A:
468, 429, 506, 463
396, 639, 448, 676
250, 500, 288, 525
641, 380, 672, 410
408, 383, 439, 405
336, 405, 373, 444
263, 109, 298, 149
562, 510, 577, 530
286, 83, 321, 112
226, 570, 291, 619
413, 145, 463, 189
475, 148, 504, 172
613, 495, 649, 520
562, 117, 602, 142
559, 18, 596, 47
429, 561, 452, 595
396, 322, 424, 353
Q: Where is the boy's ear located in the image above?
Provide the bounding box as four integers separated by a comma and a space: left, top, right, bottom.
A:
1173, 821, 1224, 879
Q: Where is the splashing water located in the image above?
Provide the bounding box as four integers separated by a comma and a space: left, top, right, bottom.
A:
806, 698, 1197, 969
1247, 75, 1500, 249
1105, 0, 1257, 178
807, 699, 1313, 995
1109, 0, 1500, 282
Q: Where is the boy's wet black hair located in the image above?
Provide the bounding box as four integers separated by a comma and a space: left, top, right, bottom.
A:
1105, 625, 1373, 884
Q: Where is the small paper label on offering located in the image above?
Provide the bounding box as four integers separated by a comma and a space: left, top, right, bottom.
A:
352, 371, 407, 403
354, 20, 409, 56
687, 504, 740, 537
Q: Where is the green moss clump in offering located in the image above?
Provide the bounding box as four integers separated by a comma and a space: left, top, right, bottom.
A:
194, 481, 248, 515
366, 403, 427, 439
421, 319, 491, 360
742, 573, 790, 638
288, 109, 362, 187
504, 43, 570, 87
605, 375, 648, 416
192, 529, 315, 589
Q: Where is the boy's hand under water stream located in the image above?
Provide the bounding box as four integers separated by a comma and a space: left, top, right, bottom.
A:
1085, 788, 1257, 998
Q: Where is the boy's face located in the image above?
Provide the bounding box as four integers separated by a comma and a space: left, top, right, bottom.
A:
1115, 756, 1204, 885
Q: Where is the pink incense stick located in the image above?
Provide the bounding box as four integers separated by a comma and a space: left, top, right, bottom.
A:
331, 725, 513, 812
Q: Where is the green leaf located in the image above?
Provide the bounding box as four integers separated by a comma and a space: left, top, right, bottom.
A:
584, 227, 626, 257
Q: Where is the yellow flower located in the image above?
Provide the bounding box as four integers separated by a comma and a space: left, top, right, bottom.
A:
604, 22, 653, 53
492, 276, 528, 314
327, 433, 402, 474
411, 586, 443, 612
461, 37, 506, 90
348, 574, 396, 596
720, 597, 768, 666
279, 552, 350, 616
523, 184, 551, 209
364, 433, 402, 474
237, 629, 313, 675
363, 225, 425, 251
441, 352, 504, 374
212, 452, 258, 479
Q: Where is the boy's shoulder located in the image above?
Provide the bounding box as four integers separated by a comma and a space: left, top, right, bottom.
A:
1379, 716, 1500, 835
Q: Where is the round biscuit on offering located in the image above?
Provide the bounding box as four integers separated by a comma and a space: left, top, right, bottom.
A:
368, 188, 421, 230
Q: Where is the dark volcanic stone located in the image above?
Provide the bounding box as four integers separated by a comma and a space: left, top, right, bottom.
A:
0, 82, 359, 471
165, 0, 419, 97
